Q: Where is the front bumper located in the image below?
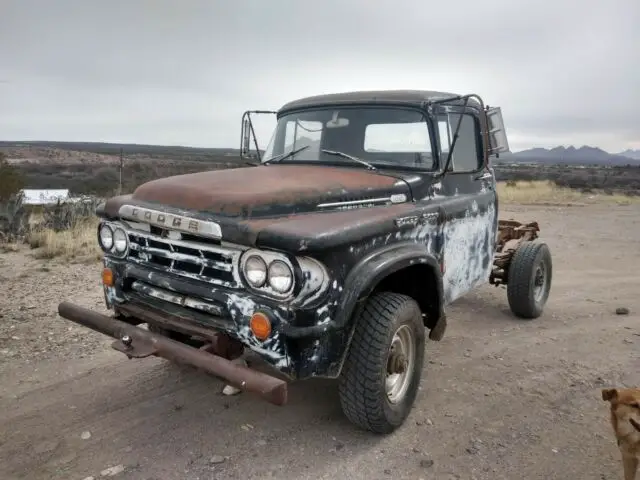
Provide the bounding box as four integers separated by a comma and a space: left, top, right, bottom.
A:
57, 301, 288, 406
102, 257, 342, 379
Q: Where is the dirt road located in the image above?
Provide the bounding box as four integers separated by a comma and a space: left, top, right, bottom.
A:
1, 203, 639, 480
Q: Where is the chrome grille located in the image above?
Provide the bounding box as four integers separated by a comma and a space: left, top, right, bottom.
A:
125, 229, 242, 289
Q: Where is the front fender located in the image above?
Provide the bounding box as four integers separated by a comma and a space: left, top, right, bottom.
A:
278, 242, 444, 340
280, 241, 446, 379
333, 241, 444, 330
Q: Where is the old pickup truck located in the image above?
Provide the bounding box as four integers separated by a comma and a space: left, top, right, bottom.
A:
58, 90, 552, 434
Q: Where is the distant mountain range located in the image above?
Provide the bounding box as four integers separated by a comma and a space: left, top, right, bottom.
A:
618, 149, 640, 161
499, 146, 640, 166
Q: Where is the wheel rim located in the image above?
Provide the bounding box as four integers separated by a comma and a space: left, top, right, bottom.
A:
533, 261, 547, 303
385, 325, 415, 404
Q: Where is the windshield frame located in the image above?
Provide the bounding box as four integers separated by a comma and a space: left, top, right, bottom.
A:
260, 104, 442, 173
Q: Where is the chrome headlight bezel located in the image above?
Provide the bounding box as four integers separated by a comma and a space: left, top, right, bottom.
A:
244, 254, 268, 288
98, 223, 114, 252
112, 227, 129, 256
238, 249, 330, 304
239, 249, 297, 299
267, 259, 294, 294
98, 221, 129, 257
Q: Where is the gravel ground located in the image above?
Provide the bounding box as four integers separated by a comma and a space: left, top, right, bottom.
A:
0, 203, 639, 480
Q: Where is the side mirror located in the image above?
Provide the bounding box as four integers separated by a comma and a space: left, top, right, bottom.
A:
239, 110, 277, 162
486, 107, 510, 155
242, 119, 251, 156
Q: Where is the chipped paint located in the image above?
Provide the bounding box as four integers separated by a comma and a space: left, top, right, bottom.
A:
92, 94, 509, 385
69, 89, 541, 400
103, 285, 120, 308
225, 293, 290, 370
441, 201, 496, 303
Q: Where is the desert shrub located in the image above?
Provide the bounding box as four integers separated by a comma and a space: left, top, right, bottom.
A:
28, 216, 102, 261
0, 191, 103, 262
0, 191, 28, 242
0, 153, 24, 201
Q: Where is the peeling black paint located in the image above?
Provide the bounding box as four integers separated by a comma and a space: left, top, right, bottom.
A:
94, 97, 501, 383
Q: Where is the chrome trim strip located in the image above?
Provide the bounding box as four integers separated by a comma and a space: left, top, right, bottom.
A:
128, 243, 234, 272
120, 224, 243, 288
118, 204, 222, 239
317, 197, 391, 208
125, 227, 242, 258
130, 280, 224, 317
317, 194, 407, 209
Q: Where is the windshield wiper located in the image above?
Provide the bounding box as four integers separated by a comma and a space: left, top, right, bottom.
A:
321, 149, 377, 171
263, 145, 310, 165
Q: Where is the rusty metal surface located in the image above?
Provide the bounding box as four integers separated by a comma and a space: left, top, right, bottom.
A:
241, 202, 417, 252
116, 302, 227, 342
490, 219, 540, 285
496, 220, 539, 250
102, 194, 133, 218
58, 301, 288, 406
128, 164, 400, 217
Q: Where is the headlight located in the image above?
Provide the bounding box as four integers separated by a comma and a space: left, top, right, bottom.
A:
244, 255, 267, 287
113, 227, 128, 254
99, 224, 114, 251
268, 260, 293, 293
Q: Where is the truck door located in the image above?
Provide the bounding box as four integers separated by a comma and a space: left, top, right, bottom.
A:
436, 109, 498, 304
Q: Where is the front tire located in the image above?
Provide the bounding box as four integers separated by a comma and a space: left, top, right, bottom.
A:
338, 292, 425, 434
507, 240, 552, 319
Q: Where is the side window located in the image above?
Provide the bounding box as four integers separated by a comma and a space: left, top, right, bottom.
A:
364, 122, 432, 167
437, 114, 481, 172
283, 120, 322, 158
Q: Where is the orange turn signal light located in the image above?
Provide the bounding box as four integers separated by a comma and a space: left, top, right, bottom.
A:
250, 312, 272, 341
102, 267, 114, 287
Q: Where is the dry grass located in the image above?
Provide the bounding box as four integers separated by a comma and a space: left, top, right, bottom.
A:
27, 217, 102, 262
496, 180, 639, 205
0, 242, 21, 253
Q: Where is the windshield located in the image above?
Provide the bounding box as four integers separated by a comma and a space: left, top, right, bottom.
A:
261, 106, 436, 170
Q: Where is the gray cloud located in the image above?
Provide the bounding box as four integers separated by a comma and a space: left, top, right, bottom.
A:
1, 0, 638, 152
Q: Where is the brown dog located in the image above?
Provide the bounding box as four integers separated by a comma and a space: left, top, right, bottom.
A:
602, 388, 640, 480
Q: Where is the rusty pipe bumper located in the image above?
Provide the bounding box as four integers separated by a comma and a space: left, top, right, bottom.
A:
57, 301, 288, 406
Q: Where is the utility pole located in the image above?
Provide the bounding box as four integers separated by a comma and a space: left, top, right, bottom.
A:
118, 147, 124, 195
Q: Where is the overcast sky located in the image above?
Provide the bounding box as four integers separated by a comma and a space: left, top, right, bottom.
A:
1, 0, 638, 152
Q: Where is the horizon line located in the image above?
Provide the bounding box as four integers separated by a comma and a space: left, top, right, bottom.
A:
0, 139, 637, 156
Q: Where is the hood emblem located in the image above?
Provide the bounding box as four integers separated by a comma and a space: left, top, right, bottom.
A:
118, 205, 222, 239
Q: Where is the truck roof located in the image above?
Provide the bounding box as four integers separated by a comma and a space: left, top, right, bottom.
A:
278, 89, 482, 115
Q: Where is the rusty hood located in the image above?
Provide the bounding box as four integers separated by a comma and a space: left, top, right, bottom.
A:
100, 164, 424, 252
124, 164, 412, 218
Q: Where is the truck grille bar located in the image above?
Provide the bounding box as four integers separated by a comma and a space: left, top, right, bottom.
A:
125, 229, 243, 289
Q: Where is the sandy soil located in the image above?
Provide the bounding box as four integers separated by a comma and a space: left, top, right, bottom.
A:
0, 203, 639, 480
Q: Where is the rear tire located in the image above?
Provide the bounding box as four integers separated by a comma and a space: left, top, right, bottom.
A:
507, 240, 552, 319
338, 292, 425, 434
